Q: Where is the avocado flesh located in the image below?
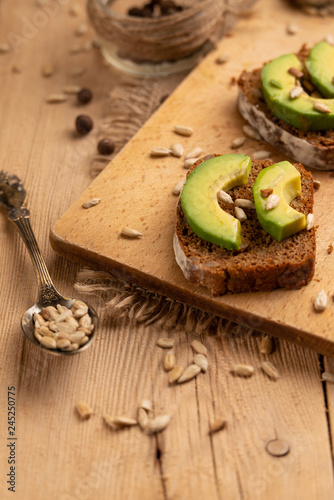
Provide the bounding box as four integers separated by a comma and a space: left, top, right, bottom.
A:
180, 154, 252, 250
306, 41, 334, 98
261, 53, 334, 131
252, 161, 306, 242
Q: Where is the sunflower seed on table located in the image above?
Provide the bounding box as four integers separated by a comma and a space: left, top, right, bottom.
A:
120, 227, 143, 238
193, 353, 208, 373
191, 340, 208, 356
325, 34, 334, 45
218, 190, 233, 205
145, 415, 171, 434
75, 23, 88, 36
322, 372, 334, 383
170, 143, 184, 158
150, 147, 171, 157
173, 125, 193, 137
209, 417, 227, 433
164, 350, 176, 371
157, 337, 175, 348
261, 361, 279, 380
235, 207, 247, 221
138, 408, 149, 430
41, 63, 54, 77
259, 335, 273, 355
252, 150, 271, 160
70, 67, 86, 77
231, 136, 246, 149
76, 401, 93, 419
82, 198, 101, 209
104, 415, 137, 430
168, 365, 184, 383
231, 364, 254, 377
69, 44, 82, 54
83, 40, 93, 52
266, 194, 280, 210
185, 147, 203, 160
313, 180, 321, 189
242, 124, 261, 141
173, 179, 185, 195
307, 213, 314, 230
177, 364, 201, 383
235, 199, 255, 209
46, 94, 67, 103
63, 84, 81, 94
289, 86, 303, 99
139, 399, 152, 412
69, 4, 81, 16
314, 289, 328, 312
0, 43, 10, 53
184, 158, 199, 168
215, 53, 229, 64
314, 101, 331, 114
286, 22, 298, 35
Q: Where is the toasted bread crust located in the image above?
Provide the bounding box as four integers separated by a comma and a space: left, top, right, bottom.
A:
174, 157, 315, 296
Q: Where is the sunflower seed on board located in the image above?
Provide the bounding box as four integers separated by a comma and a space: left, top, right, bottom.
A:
173, 179, 185, 195
322, 372, 334, 383
168, 365, 184, 383
164, 350, 176, 371
170, 143, 184, 158
0, 43, 10, 53
313, 180, 321, 189
289, 86, 303, 99
191, 340, 208, 356
193, 353, 208, 373
177, 364, 201, 383
231, 364, 254, 377
63, 84, 81, 94
82, 198, 101, 209
75, 23, 88, 36
83, 40, 93, 52
306, 213, 314, 230
314, 101, 331, 114
231, 136, 246, 149
70, 67, 86, 77
150, 147, 171, 157
157, 337, 175, 348
325, 34, 334, 45
104, 415, 137, 429
138, 408, 149, 430
42, 63, 54, 77
261, 361, 279, 380
139, 399, 152, 412
218, 190, 233, 205
235, 199, 255, 209
209, 417, 227, 433
173, 125, 193, 137
120, 227, 143, 238
314, 289, 328, 312
69, 4, 81, 16
259, 335, 273, 355
266, 194, 280, 210
242, 124, 261, 141
184, 158, 199, 168
215, 53, 229, 64
286, 22, 298, 35
146, 415, 171, 434
252, 150, 271, 160
235, 207, 247, 221
46, 94, 67, 103
76, 401, 93, 419
185, 147, 203, 160
69, 44, 82, 54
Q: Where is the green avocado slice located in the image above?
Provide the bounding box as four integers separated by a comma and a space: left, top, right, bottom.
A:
252, 161, 306, 242
180, 154, 252, 250
306, 41, 334, 98
261, 52, 334, 131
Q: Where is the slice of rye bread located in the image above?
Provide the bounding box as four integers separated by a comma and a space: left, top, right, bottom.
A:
237, 45, 334, 170
174, 156, 315, 296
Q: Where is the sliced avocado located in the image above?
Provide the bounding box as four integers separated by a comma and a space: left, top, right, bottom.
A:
306, 41, 334, 98
261, 52, 334, 131
180, 154, 252, 250
252, 161, 306, 242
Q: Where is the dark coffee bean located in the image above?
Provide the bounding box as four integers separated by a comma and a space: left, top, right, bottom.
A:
75, 115, 93, 135
128, 7, 143, 17
77, 88, 92, 104
97, 138, 115, 155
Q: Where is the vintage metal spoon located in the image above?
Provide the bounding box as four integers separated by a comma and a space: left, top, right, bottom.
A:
0, 171, 98, 356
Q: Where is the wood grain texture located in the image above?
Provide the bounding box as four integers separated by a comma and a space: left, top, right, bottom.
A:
51, 0, 334, 356
0, 1, 334, 500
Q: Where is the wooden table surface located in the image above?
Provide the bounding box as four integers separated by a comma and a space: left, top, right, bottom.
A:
0, 1, 334, 499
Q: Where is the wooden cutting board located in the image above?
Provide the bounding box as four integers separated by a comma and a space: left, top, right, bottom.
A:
50, 0, 334, 355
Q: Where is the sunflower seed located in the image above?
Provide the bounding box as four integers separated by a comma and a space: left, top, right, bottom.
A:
252, 150, 271, 160
231, 364, 254, 377
231, 136, 246, 149
139, 399, 152, 412
306, 213, 314, 230
170, 143, 184, 158
177, 364, 201, 383
79, 336, 89, 346
209, 417, 227, 433
83, 40, 93, 52
63, 84, 81, 94
82, 198, 101, 209
173, 125, 193, 137
76, 401, 93, 419
314, 101, 331, 114
266, 193, 280, 210
69, 44, 82, 54
41, 63, 54, 77
191, 340, 208, 356
215, 53, 229, 64
69, 67, 86, 76
235, 207, 247, 221
242, 124, 261, 141
288, 67, 303, 79
259, 335, 273, 355
157, 337, 175, 348
75, 23, 88, 36
173, 179, 185, 195
150, 147, 171, 157
138, 408, 149, 430
289, 86, 303, 99
313, 180, 321, 189
46, 94, 67, 103
261, 361, 279, 380
260, 188, 273, 198
322, 372, 334, 383
121, 227, 143, 238
185, 147, 203, 160
184, 158, 199, 168
164, 350, 176, 371
218, 190, 233, 205
235, 199, 255, 209
286, 22, 298, 35
39, 336, 57, 349
146, 415, 171, 434
325, 34, 334, 45
0, 43, 10, 53
104, 414, 137, 430
168, 365, 184, 383
193, 353, 208, 373
69, 4, 81, 16
314, 289, 328, 312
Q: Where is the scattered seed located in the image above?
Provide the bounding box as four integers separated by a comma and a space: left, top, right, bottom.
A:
139, 399, 152, 412
69, 44, 82, 54
185, 147, 203, 160
327, 243, 333, 254
157, 337, 175, 348
215, 53, 229, 64
266, 193, 280, 210
172, 179, 185, 195
69, 4, 81, 16
164, 350, 176, 371
261, 361, 279, 380
75, 23, 88, 36
0, 43, 9, 53
191, 340, 208, 356
322, 372, 334, 383
63, 84, 81, 94
76, 401, 93, 419
289, 86, 303, 99
177, 364, 201, 383
286, 22, 298, 35
138, 407, 149, 430
252, 150, 271, 160
269, 79, 283, 89
306, 213, 314, 230
146, 415, 171, 434
209, 417, 227, 433
184, 158, 199, 168
314, 289, 328, 312
12, 65, 21, 74
218, 190, 234, 205
260, 188, 273, 198
120, 227, 143, 238
104, 414, 137, 429
313, 180, 321, 189
325, 34, 334, 45
170, 143, 184, 158
288, 67, 303, 79
41, 63, 54, 77
83, 40, 93, 52
75, 115, 93, 135
235, 206, 247, 221
168, 365, 184, 383
82, 198, 101, 209
70, 67, 86, 76
193, 353, 208, 373
150, 147, 171, 157
266, 439, 290, 457
77, 88, 92, 104
231, 136, 246, 149
259, 335, 273, 355
173, 125, 193, 137
235, 199, 255, 209
313, 101, 331, 114
98, 138, 115, 155
46, 94, 67, 103
242, 124, 261, 141
231, 364, 254, 377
